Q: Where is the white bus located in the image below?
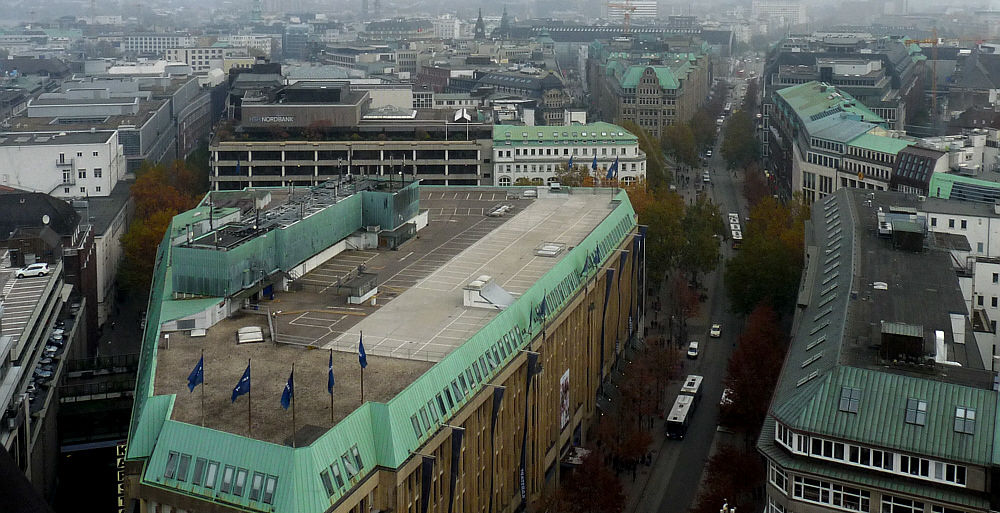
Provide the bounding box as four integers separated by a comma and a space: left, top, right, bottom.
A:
680, 374, 704, 408
666, 394, 695, 439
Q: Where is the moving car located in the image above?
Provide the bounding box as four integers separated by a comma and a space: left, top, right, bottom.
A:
710, 324, 722, 338
687, 341, 700, 359
702, 171, 711, 183
16, 263, 50, 278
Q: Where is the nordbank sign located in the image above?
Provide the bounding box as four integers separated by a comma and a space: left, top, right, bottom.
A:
250, 116, 295, 123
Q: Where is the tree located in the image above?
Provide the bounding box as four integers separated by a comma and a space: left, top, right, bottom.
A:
749, 34, 772, 53
661, 124, 698, 167
719, 304, 785, 435
514, 177, 533, 186
688, 110, 717, 152
690, 444, 766, 513
625, 181, 686, 285
724, 195, 808, 315
680, 195, 725, 285
620, 121, 668, 189
720, 110, 760, 170
119, 210, 175, 296
131, 163, 197, 219
561, 452, 627, 513
741, 162, 771, 208
554, 164, 595, 187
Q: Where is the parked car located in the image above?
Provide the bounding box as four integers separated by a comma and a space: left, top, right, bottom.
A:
687, 341, 700, 359
710, 324, 722, 338
702, 171, 711, 183
16, 263, 49, 278
34, 369, 53, 379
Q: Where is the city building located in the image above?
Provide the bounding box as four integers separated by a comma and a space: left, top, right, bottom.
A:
764, 34, 920, 131
122, 34, 197, 56
122, 181, 643, 513
606, 0, 657, 21
761, 187, 999, 513
216, 34, 275, 59
0, 130, 125, 199
165, 46, 254, 73
751, 0, 807, 26
587, 38, 711, 138
492, 122, 647, 186
283, 24, 312, 62
211, 82, 493, 187
363, 19, 436, 40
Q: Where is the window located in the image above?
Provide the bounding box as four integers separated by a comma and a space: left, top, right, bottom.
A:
96, 187, 101, 193
769, 461, 788, 493
78, 170, 87, 179
262, 475, 278, 504
949, 219, 955, 228
900, 455, 930, 477
164, 451, 179, 479
233, 468, 248, 496
93, 151, 99, 157
331, 463, 345, 488
955, 407, 975, 434
979, 242, 985, 253
978, 296, 984, 306
905, 398, 927, 425
961, 220, 967, 229
176, 454, 191, 481
220, 465, 236, 493
64, 188, 69, 194
993, 273, 998, 284
249, 472, 265, 500
204, 461, 220, 488
839, 387, 861, 413
351, 445, 364, 471
882, 495, 924, 513
994, 297, 998, 308
933, 507, 965, 513
792, 476, 870, 512
768, 497, 786, 513
342, 453, 358, 478
80, 187, 86, 193
320, 469, 336, 496
411, 414, 422, 437
930, 218, 937, 227
192, 458, 207, 485
94, 168, 102, 178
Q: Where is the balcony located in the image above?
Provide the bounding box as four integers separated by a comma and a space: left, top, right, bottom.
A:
55, 158, 74, 167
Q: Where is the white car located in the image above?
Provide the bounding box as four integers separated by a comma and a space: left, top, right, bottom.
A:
710, 324, 722, 338
687, 341, 700, 359
16, 263, 49, 278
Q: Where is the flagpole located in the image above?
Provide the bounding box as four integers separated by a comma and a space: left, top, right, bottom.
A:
336, 348, 340, 424
291, 363, 296, 448
360, 331, 365, 404
247, 358, 252, 438
200, 349, 205, 427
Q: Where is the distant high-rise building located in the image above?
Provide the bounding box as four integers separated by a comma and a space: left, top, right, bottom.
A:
751, 0, 807, 26
251, 0, 263, 22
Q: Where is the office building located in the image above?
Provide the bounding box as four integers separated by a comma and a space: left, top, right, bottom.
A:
751, 0, 807, 25
122, 180, 643, 513
762, 187, 999, 513
0, 131, 125, 199
122, 34, 197, 56
492, 122, 647, 186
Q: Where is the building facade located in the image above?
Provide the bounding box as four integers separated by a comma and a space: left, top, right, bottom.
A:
0, 131, 125, 199
492, 122, 647, 186
122, 34, 196, 56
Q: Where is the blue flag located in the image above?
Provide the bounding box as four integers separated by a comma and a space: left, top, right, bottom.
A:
327, 351, 335, 393
567, 156, 574, 168
231, 362, 251, 403
358, 332, 368, 369
187, 356, 204, 392
591, 155, 598, 170
280, 370, 294, 410
607, 157, 619, 180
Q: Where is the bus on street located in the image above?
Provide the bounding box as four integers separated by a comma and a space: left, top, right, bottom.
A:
666, 394, 695, 439
680, 374, 704, 408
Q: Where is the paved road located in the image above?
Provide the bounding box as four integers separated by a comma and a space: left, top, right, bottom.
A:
640, 129, 750, 513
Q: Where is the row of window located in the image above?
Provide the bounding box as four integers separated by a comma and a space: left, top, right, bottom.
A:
848, 146, 894, 164
495, 175, 638, 187
807, 152, 840, 169
496, 146, 637, 158
774, 421, 969, 487
769, 462, 968, 513
811, 139, 844, 153
498, 162, 641, 173
63, 186, 100, 194
163, 451, 278, 504
842, 159, 890, 181
929, 217, 968, 230
319, 445, 365, 497
74, 168, 104, 179
59, 151, 101, 159
840, 177, 884, 191
408, 327, 524, 441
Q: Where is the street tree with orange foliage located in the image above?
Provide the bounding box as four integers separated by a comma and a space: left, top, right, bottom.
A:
624, 180, 686, 288
719, 303, 786, 435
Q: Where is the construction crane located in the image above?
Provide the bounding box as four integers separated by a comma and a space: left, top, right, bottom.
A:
606, 0, 637, 36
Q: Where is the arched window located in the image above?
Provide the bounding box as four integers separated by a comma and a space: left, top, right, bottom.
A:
498, 175, 512, 186
621, 176, 636, 186
546, 176, 559, 184
531, 178, 544, 185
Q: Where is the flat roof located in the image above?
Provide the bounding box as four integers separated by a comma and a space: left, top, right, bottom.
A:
152, 187, 622, 444
0, 130, 115, 146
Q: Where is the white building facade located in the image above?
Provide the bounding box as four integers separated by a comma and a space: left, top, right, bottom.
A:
492, 123, 646, 186
122, 34, 196, 55
0, 131, 125, 198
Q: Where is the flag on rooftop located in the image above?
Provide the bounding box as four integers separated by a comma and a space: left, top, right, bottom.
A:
187, 356, 203, 393
328, 351, 335, 394
280, 370, 294, 410
359, 332, 368, 369
231, 362, 251, 403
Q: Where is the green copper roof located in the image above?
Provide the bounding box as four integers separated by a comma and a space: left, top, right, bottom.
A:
776, 81, 885, 125
928, 172, 1000, 200
773, 365, 997, 465
129, 189, 639, 512
493, 122, 639, 144
619, 65, 680, 89
847, 133, 913, 155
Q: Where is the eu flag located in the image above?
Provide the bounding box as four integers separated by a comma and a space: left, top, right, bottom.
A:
359, 332, 368, 369
606, 157, 619, 180
327, 351, 335, 393
187, 356, 204, 393
567, 156, 574, 169
231, 362, 251, 403
280, 370, 294, 410
591, 155, 598, 170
